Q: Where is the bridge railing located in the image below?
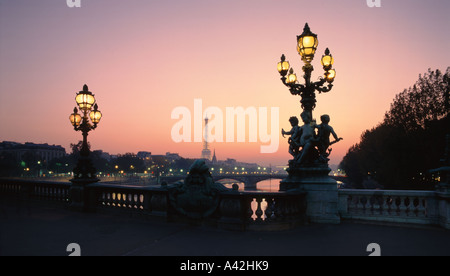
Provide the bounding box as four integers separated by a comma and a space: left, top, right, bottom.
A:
2, 178, 448, 230
0, 178, 70, 204
218, 190, 307, 231
0, 178, 307, 230
338, 189, 439, 225
89, 183, 168, 217
88, 183, 307, 231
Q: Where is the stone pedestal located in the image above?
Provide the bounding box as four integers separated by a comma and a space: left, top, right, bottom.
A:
280, 166, 340, 224
69, 178, 99, 212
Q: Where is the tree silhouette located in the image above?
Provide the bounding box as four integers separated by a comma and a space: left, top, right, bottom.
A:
340, 67, 449, 190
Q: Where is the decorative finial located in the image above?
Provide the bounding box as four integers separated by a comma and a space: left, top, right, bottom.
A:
304, 23, 310, 32
83, 84, 88, 92
325, 48, 330, 55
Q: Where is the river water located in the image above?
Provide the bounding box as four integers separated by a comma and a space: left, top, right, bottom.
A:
221, 179, 280, 192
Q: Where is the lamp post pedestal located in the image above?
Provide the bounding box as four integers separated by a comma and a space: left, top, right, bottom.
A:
280, 167, 340, 224
69, 178, 99, 212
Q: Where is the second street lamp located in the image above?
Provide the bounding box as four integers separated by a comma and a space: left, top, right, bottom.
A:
70, 84, 102, 180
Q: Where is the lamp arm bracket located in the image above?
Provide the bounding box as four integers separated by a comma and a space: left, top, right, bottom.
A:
286, 83, 306, 96
316, 83, 333, 94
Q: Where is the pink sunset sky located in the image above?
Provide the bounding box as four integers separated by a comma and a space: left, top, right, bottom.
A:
0, 0, 449, 167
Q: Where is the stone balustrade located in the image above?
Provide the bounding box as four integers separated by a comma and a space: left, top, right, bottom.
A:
338, 189, 439, 225
218, 190, 307, 231
89, 183, 168, 217
0, 179, 307, 230
1, 178, 449, 230
0, 178, 70, 204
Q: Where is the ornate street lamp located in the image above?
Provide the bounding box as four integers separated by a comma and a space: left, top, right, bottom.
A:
278, 24, 343, 223
278, 23, 336, 120
278, 22, 342, 177
69, 84, 102, 180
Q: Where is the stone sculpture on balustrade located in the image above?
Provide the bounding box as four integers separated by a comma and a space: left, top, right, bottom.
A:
168, 159, 229, 219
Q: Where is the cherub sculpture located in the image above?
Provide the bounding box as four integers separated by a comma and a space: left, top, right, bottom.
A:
282, 116, 301, 158
282, 112, 316, 165
315, 114, 342, 162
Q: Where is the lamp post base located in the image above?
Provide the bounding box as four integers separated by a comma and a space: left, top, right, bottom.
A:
69, 178, 99, 212
280, 166, 340, 224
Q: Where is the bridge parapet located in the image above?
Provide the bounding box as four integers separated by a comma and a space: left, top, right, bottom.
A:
2, 178, 449, 230
338, 189, 439, 226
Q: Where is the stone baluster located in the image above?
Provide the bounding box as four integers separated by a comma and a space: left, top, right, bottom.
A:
139, 194, 145, 210
373, 195, 381, 215
263, 198, 272, 221
121, 193, 126, 208
112, 192, 118, 207
398, 196, 407, 217
417, 197, 427, 218
364, 196, 372, 215
382, 196, 390, 216
347, 195, 356, 215
117, 193, 122, 207
254, 197, 264, 222
268, 198, 277, 220
246, 198, 254, 221
106, 192, 112, 206
132, 194, 138, 209
356, 196, 365, 215
127, 193, 133, 209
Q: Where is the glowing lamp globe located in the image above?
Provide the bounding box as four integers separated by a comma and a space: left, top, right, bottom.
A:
321, 48, 334, 71
286, 68, 298, 84
297, 23, 318, 64
277, 55, 290, 76
325, 69, 336, 83
69, 107, 82, 127
89, 104, 102, 124
75, 84, 96, 110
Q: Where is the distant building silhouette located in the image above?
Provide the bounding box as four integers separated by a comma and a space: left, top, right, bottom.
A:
0, 141, 66, 163
137, 151, 152, 161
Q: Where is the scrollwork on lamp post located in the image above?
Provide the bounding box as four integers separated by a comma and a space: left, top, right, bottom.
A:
278, 23, 336, 120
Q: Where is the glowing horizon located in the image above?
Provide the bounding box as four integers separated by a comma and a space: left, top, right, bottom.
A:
1, 0, 449, 167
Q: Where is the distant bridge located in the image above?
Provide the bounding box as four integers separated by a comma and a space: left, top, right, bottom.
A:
159, 174, 347, 190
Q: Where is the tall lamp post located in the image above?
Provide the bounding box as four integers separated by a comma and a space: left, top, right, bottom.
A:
277, 24, 341, 224
69, 84, 102, 211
